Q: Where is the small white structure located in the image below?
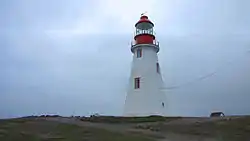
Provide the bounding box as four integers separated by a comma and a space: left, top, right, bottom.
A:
123, 14, 167, 117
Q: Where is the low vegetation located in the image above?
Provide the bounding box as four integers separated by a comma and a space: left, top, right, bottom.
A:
80, 115, 182, 123
1, 115, 250, 141
0, 118, 154, 141
134, 116, 250, 141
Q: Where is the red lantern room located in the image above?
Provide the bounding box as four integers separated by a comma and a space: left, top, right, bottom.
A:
134, 14, 155, 45
131, 14, 159, 53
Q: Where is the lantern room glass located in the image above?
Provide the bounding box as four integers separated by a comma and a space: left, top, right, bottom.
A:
135, 28, 154, 36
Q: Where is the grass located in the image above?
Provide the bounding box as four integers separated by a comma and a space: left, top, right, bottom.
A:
1, 116, 249, 141
140, 116, 250, 141
80, 115, 182, 123
0, 118, 155, 141
214, 117, 250, 141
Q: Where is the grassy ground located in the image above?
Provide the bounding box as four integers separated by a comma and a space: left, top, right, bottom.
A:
0, 118, 154, 141
1, 116, 250, 141
80, 115, 182, 123
134, 116, 250, 141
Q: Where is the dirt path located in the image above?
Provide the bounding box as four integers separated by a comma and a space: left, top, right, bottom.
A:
45, 117, 132, 132
44, 117, 218, 141
45, 117, 168, 140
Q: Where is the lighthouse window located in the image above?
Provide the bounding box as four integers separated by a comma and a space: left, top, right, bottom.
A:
136, 48, 142, 58
156, 62, 160, 73
149, 28, 153, 34
136, 29, 140, 34
134, 77, 140, 89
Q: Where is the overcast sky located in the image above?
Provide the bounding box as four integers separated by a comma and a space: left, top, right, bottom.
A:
1, 0, 250, 118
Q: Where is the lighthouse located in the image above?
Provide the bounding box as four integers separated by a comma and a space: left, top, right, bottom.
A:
123, 14, 167, 117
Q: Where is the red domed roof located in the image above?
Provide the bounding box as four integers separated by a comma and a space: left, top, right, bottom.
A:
135, 15, 154, 27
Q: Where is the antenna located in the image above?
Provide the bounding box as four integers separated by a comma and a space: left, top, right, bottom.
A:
141, 11, 148, 16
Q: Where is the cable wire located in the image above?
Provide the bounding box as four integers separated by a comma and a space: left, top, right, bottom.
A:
161, 49, 250, 90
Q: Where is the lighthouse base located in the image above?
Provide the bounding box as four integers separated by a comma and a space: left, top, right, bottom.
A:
123, 94, 167, 117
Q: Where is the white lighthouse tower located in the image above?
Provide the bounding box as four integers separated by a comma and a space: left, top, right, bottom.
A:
123, 14, 167, 117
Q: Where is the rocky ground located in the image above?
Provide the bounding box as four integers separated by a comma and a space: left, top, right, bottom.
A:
0, 115, 250, 141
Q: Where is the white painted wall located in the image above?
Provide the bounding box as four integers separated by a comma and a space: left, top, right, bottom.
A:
123, 44, 167, 117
